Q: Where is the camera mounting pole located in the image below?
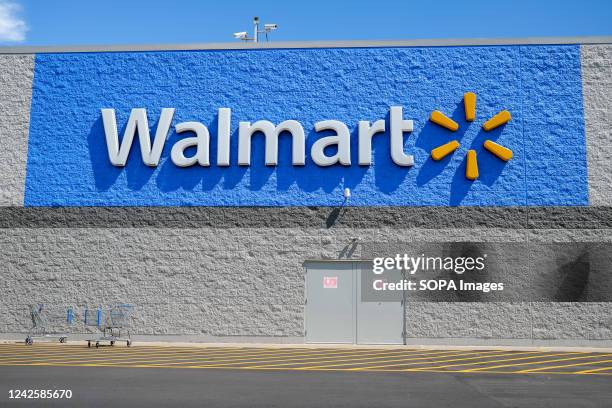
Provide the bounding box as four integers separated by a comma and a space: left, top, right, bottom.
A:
232, 16, 278, 43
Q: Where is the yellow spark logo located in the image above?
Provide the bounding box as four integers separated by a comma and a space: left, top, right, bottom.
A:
428, 92, 513, 180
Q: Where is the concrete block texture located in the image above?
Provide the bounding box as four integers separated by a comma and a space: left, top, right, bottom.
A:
1, 206, 611, 340
407, 302, 612, 340
582, 44, 612, 206
0, 55, 34, 206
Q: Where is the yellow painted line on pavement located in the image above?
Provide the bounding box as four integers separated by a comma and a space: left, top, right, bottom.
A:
4, 344, 611, 376
421, 352, 586, 371
0, 345, 413, 360
0, 350, 452, 369
364, 368, 612, 376
0, 349, 341, 366
252, 350, 490, 370
136, 349, 457, 369
513, 371, 612, 376
462, 353, 608, 372
3, 360, 612, 375
0, 346, 319, 364
0, 348, 421, 367
575, 365, 612, 374
130, 349, 428, 368
0, 347, 328, 359
0, 343, 259, 349
0, 345, 344, 354
152, 347, 432, 364
0, 345, 275, 356
0, 350, 311, 366
0, 344, 287, 350
242, 350, 468, 369
348, 350, 529, 371
0, 345, 366, 361
0, 344, 386, 353
0, 345, 321, 357
0, 346, 294, 361
516, 358, 612, 374
0, 345, 228, 352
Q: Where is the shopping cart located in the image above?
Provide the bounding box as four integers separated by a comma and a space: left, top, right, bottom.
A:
85, 304, 133, 348
25, 304, 74, 345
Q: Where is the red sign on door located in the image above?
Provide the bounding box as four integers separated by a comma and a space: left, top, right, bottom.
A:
323, 276, 338, 289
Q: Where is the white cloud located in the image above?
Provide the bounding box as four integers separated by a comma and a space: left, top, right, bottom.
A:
0, 1, 26, 42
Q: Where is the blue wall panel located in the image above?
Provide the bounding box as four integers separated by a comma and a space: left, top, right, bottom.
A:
24, 45, 587, 206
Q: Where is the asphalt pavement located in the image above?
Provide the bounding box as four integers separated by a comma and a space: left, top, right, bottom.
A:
2, 365, 612, 408
1, 344, 611, 407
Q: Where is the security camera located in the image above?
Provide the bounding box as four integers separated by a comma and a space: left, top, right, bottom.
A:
264, 24, 278, 31
233, 32, 248, 40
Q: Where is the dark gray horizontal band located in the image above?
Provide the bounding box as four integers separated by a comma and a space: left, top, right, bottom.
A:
1, 36, 611, 55
1, 206, 611, 229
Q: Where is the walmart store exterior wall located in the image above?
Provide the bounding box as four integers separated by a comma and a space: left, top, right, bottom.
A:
2, 208, 612, 340
24, 45, 587, 206
0, 41, 611, 341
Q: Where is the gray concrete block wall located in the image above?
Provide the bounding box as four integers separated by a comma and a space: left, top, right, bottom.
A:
367, 226, 612, 340
0, 225, 319, 336
582, 44, 612, 206
407, 303, 612, 340
0, 54, 34, 206
1, 209, 611, 342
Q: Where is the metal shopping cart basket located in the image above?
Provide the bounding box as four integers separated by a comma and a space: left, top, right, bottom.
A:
25, 304, 74, 345
85, 304, 133, 348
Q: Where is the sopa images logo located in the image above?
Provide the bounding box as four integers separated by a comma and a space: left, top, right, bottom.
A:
428, 92, 513, 180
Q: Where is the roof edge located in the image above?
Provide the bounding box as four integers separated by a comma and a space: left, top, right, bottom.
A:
0, 36, 611, 54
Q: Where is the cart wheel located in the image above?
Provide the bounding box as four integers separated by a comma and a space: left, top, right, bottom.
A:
127, 341, 132, 347
25, 337, 33, 345
110, 341, 115, 346
95, 341, 100, 348
87, 340, 91, 348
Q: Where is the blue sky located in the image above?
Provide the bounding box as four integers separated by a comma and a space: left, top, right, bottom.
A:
0, 0, 611, 45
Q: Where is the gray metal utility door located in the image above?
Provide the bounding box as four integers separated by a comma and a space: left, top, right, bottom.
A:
304, 262, 355, 343
356, 262, 404, 344
304, 261, 403, 344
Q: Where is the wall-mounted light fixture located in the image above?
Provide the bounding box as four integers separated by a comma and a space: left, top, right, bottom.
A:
343, 188, 351, 201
